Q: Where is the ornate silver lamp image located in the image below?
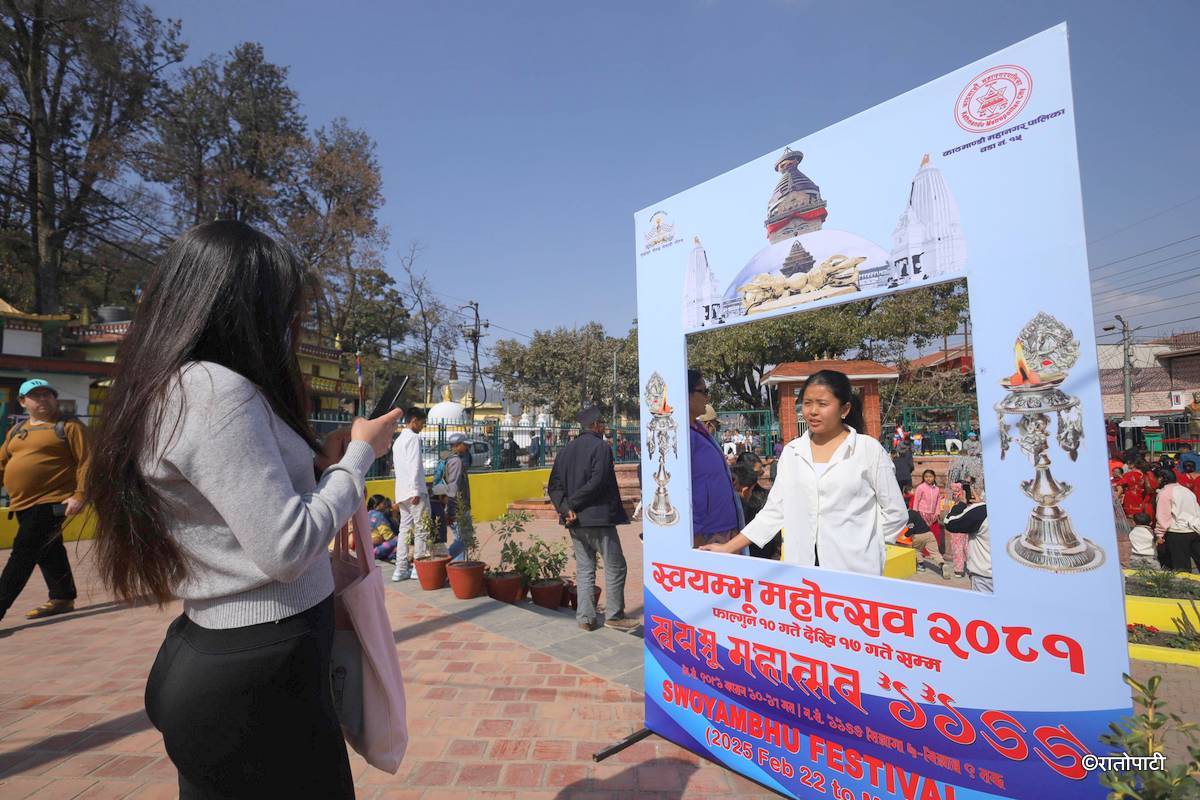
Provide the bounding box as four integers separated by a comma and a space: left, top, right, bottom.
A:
996, 312, 1104, 572
643, 372, 679, 526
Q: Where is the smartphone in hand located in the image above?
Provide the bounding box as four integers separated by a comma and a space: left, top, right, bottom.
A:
369, 376, 410, 420
51, 503, 67, 517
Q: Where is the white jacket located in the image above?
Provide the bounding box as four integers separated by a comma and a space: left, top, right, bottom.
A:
1158, 483, 1200, 534
741, 427, 908, 575
392, 427, 426, 503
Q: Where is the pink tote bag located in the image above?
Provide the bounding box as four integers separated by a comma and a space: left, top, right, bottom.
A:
330, 502, 409, 773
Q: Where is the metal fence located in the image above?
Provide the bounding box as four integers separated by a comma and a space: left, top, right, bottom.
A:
713, 409, 783, 459
1109, 415, 1198, 454
309, 413, 642, 479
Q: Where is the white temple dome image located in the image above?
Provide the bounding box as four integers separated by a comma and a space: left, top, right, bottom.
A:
722, 229, 889, 300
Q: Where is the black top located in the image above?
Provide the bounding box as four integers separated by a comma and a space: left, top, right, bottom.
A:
547, 430, 629, 527
742, 484, 781, 559
893, 451, 914, 482
944, 502, 987, 533
905, 509, 931, 536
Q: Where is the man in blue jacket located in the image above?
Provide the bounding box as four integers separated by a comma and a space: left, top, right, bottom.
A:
548, 407, 635, 632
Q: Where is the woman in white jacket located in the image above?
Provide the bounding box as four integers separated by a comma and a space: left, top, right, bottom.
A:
701, 370, 908, 575
1153, 466, 1200, 572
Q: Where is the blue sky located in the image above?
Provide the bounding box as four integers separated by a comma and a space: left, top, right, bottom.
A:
145, 0, 1200, 360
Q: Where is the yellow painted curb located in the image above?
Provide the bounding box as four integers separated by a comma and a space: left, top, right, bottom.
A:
1128, 642, 1200, 667
1, 470, 554, 549
1126, 594, 1200, 633
367, 468, 551, 523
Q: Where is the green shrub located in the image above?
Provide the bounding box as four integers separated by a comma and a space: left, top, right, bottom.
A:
1098, 674, 1200, 799
1128, 569, 1200, 601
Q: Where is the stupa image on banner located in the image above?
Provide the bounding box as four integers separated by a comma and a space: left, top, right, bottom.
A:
719, 149, 891, 319
889, 154, 967, 285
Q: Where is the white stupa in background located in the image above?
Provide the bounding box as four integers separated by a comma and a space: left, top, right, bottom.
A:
889, 155, 966, 284
682, 237, 720, 329
422, 383, 470, 470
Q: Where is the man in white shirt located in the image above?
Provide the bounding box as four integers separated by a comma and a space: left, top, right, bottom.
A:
391, 408, 428, 581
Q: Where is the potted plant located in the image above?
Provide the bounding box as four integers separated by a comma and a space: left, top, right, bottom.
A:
485, 511, 529, 603
564, 560, 601, 609
514, 534, 540, 602
446, 509, 486, 599
528, 535, 569, 610
413, 512, 451, 591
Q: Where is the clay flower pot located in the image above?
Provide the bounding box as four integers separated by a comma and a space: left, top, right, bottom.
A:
414, 555, 451, 591
447, 560, 486, 599
484, 571, 523, 604
529, 578, 565, 610
565, 583, 602, 610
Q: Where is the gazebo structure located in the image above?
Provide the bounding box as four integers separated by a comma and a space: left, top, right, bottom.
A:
763, 359, 899, 442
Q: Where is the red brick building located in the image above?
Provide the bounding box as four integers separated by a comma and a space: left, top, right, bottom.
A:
763, 359, 899, 442
905, 344, 973, 375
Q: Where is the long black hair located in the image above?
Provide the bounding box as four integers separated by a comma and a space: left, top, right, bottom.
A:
801, 369, 865, 434
1152, 466, 1177, 487
89, 220, 320, 606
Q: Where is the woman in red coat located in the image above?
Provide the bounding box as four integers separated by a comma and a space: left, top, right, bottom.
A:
1120, 461, 1153, 520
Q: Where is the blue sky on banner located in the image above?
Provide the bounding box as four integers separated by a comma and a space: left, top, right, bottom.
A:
146, 0, 1199, 346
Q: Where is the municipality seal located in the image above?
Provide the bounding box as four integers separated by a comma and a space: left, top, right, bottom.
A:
955, 64, 1032, 133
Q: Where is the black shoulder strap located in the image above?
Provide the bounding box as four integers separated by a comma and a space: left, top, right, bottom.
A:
54, 415, 78, 441
2, 419, 25, 457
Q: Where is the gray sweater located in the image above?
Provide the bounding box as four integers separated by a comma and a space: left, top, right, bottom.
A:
146, 362, 375, 629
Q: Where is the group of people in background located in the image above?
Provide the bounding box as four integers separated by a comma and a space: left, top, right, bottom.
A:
891, 425, 988, 589
686, 367, 991, 593
891, 422, 978, 456
1113, 444, 1200, 573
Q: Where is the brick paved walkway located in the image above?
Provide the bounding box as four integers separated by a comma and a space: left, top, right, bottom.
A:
0, 537, 778, 799
1, 526, 1197, 799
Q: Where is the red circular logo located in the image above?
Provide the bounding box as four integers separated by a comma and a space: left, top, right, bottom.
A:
954, 64, 1033, 133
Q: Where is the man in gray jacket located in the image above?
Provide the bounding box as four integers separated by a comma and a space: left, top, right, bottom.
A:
548, 407, 635, 632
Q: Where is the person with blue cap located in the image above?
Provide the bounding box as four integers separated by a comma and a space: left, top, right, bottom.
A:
0, 378, 90, 623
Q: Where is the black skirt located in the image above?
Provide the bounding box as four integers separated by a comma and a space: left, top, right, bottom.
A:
145, 595, 354, 799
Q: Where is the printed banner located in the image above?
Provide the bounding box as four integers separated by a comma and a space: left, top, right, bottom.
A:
635, 24, 1128, 800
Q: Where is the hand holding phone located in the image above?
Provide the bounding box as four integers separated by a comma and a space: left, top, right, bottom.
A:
352, 410, 405, 458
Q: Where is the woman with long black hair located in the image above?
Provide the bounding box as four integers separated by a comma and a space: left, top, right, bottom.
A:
701, 369, 907, 575
88, 221, 402, 798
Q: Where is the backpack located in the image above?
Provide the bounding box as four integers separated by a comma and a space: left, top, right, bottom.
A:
432, 458, 447, 486
3, 415, 77, 454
